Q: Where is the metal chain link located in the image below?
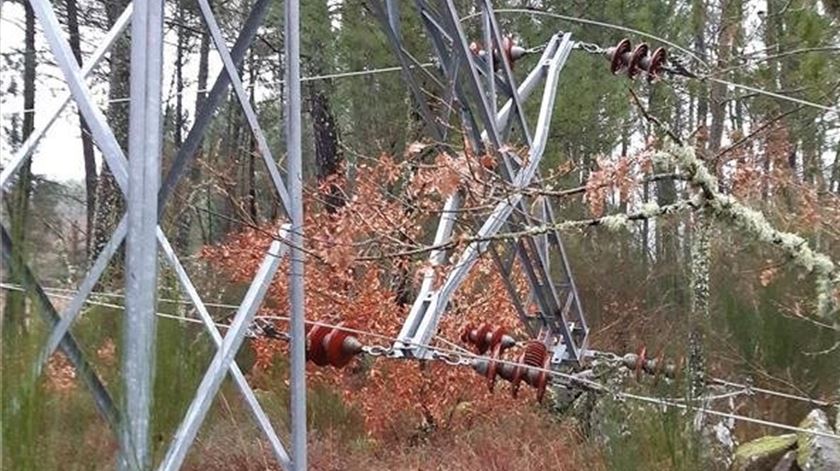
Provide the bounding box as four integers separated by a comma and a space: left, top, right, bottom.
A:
431, 350, 472, 367
525, 42, 549, 54
363, 345, 394, 357
573, 41, 606, 55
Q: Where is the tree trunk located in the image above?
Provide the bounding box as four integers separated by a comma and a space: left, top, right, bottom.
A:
174, 0, 185, 149
3, 1, 37, 332
308, 82, 344, 212
91, 0, 131, 266
247, 52, 259, 222
65, 0, 97, 257
686, 0, 710, 402
175, 29, 210, 252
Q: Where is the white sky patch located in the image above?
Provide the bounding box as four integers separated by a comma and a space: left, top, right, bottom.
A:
0, 2, 224, 183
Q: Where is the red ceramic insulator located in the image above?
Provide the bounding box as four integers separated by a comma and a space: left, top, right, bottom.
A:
652, 349, 666, 383
468, 36, 524, 70
306, 323, 362, 368
510, 349, 526, 398
306, 324, 332, 367
609, 38, 632, 74
534, 352, 551, 403
645, 47, 667, 80
461, 323, 511, 354
522, 341, 550, 402
500, 36, 526, 68
628, 43, 649, 79
522, 341, 548, 368
486, 343, 503, 392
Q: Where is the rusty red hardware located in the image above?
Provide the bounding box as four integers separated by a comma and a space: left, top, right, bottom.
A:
606, 38, 668, 81
461, 323, 515, 354
609, 38, 632, 74
622, 345, 677, 379
641, 47, 667, 80
305, 322, 363, 368
475, 340, 551, 403
627, 43, 649, 79
469, 36, 526, 70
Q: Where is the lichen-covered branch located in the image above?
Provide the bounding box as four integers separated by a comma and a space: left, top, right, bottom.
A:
688, 212, 711, 400
654, 145, 840, 323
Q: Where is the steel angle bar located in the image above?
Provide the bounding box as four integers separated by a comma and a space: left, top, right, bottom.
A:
534, 197, 550, 269
284, 0, 306, 467
439, 54, 461, 130
27, 0, 130, 192
488, 244, 534, 336
0, 3, 132, 191
195, 0, 290, 214
392, 35, 561, 355
413, 0, 482, 147
480, 0, 531, 143
492, 35, 559, 140
121, 0, 165, 465
371, 1, 444, 142
158, 0, 270, 213
386, 0, 400, 37
394, 192, 461, 353
542, 202, 589, 347
408, 37, 571, 354
437, 0, 501, 145
157, 231, 291, 470
436, 0, 529, 179
482, 8, 496, 117
0, 226, 134, 464
39, 216, 127, 368
159, 229, 289, 471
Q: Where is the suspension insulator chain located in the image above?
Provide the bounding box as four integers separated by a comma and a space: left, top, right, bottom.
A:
305, 323, 363, 368
472, 340, 551, 403
461, 323, 516, 354
621, 345, 677, 380
603, 38, 667, 82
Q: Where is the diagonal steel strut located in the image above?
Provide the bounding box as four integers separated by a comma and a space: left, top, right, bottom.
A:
383, 1, 589, 364
19, 0, 293, 466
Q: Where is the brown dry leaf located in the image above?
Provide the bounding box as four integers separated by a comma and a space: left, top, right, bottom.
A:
405, 141, 428, 157
759, 266, 779, 287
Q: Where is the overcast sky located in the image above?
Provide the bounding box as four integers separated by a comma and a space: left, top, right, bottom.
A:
0, 2, 223, 183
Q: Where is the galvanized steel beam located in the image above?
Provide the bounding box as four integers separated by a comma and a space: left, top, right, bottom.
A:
121, 0, 165, 466
284, 0, 307, 468
159, 232, 289, 471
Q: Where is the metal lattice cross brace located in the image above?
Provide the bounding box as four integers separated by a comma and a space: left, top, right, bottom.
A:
376, 0, 589, 363
6, 0, 297, 467
159, 0, 303, 468
159, 230, 291, 471
0, 0, 136, 464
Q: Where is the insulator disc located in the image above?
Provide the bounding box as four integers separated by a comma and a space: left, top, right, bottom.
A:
610, 38, 632, 74
306, 324, 332, 366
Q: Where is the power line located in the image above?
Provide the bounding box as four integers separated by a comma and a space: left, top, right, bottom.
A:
0, 63, 434, 117
4, 281, 837, 440
475, 8, 839, 115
